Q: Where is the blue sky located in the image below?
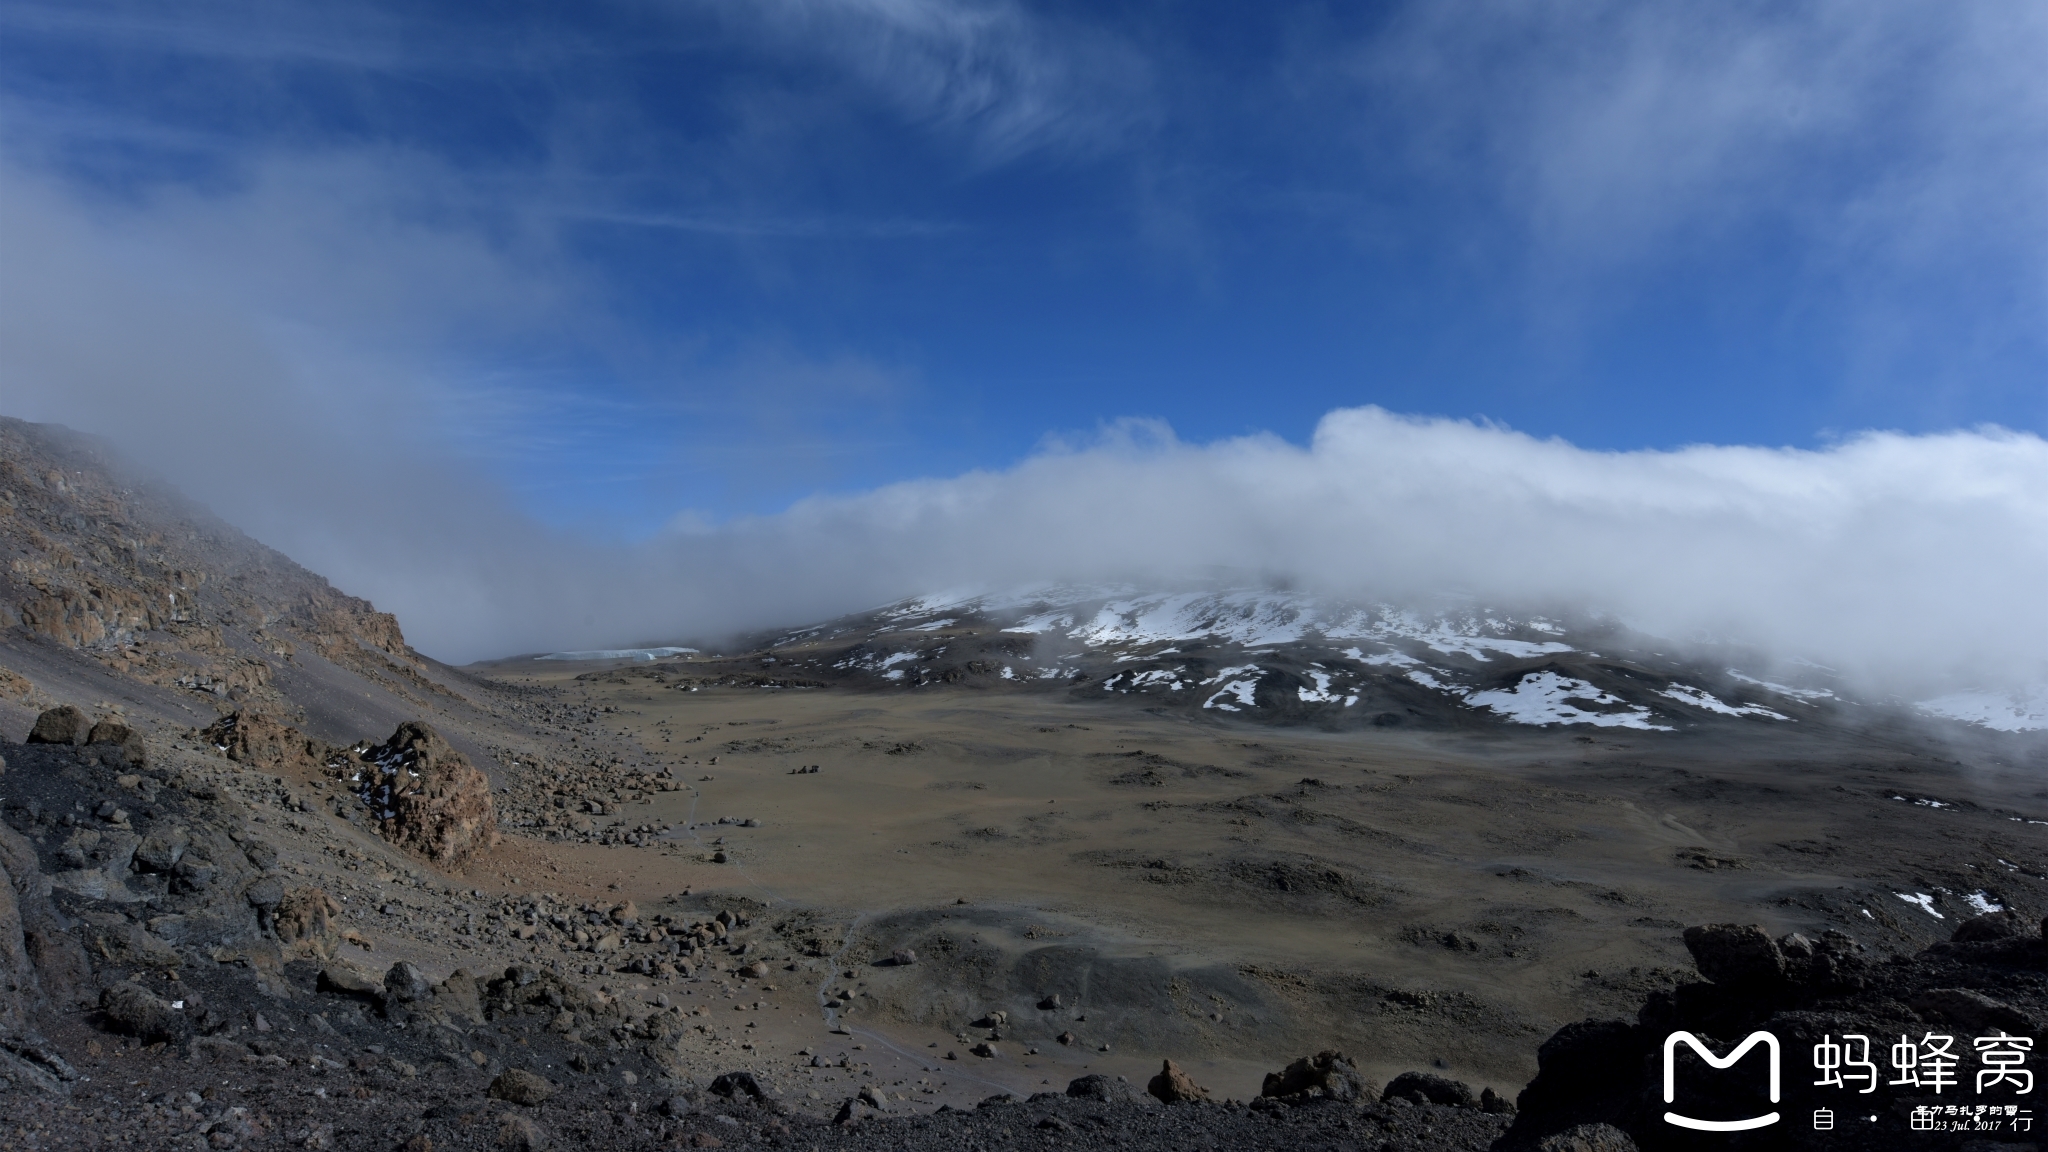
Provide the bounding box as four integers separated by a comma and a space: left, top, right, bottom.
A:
5, 0, 2044, 539
3, 2, 2046, 675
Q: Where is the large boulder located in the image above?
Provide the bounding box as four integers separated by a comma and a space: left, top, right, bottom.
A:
26, 706, 86, 745
1953, 911, 2024, 942
99, 982, 186, 1043
1261, 1050, 1366, 1102
345, 722, 498, 865
85, 720, 147, 767
1383, 1071, 1475, 1107
1681, 924, 1785, 987
1066, 1073, 1146, 1103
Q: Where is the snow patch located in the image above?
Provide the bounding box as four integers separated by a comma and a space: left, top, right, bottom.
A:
1202, 666, 1262, 712
537, 646, 696, 662
1726, 670, 1835, 702
1659, 684, 1790, 721
1915, 687, 2048, 733
1895, 892, 1944, 919
1465, 672, 1671, 730
1966, 891, 2006, 915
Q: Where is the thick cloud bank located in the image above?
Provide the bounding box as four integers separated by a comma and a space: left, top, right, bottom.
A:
682, 409, 2045, 697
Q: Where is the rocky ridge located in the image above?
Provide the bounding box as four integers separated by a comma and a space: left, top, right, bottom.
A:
0, 418, 426, 725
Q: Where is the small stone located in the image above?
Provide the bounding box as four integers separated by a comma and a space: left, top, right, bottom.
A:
489, 1068, 556, 1106
741, 961, 770, 979
470, 1050, 490, 1067
496, 1113, 550, 1151
970, 1042, 999, 1058
1057, 1030, 1077, 1046
888, 948, 916, 966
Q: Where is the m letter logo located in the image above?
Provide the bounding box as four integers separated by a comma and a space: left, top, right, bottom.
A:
1662, 1030, 1782, 1132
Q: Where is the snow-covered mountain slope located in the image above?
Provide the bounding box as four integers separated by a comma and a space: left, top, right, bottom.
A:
537, 586, 1843, 733
548, 585, 2043, 735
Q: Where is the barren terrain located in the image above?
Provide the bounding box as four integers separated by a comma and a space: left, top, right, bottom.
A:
3, 415, 2046, 1151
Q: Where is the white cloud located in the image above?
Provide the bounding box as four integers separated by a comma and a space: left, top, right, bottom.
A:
671, 408, 2047, 699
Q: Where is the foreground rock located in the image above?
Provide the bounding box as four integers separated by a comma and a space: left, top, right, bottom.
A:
1501, 915, 2048, 1150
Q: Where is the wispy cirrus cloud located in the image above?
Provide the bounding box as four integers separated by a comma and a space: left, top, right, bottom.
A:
1349, 1, 2048, 292
697, 0, 1159, 164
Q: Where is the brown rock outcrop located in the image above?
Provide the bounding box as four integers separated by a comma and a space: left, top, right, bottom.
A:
1147, 1058, 1210, 1103
201, 711, 328, 776
0, 417, 438, 717
345, 721, 497, 865
274, 887, 342, 954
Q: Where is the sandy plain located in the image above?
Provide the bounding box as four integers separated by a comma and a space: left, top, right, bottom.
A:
467, 653, 2048, 1109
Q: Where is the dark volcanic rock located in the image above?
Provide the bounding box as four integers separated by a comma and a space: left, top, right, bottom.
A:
385, 960, 434, 1003
1502, 921, 2047, 1150
1952, 910, 2024, 942
1382, 1071, 1474, 1107
1680, 922, 1784, 988
1537, 1123, 1638, 1152
1067, 1073, 1147, 1103
709, 1070, 768, 1101
98, 981, 186, 1043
